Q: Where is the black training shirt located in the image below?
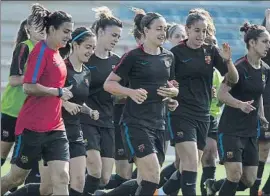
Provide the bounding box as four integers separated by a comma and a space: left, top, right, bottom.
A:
80, 53, 120, 128
170, 40, 228, 122
10, 43, 29, 76
62, 59, 91, 125
218, 56, 269, 137
113, 45, 175, 130
263, 50, 270, 106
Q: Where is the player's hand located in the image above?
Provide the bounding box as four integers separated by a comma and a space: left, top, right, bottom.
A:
129, 88, 148, 104
238, 100, 256, 114
170, 80, 179, 88
260, 116, 269, 131
61, 85, 73, 101
90, 110, 99, 120
157, 81, 179, 100
167, 98, 179, 111
219, 43, 232, 62
212, 86, 217, 98
63, 101, 81, 115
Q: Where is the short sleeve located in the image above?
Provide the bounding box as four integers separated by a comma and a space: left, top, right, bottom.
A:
9, 43, 29, 76
227, 65, 244, 89
213, 46, 228, 76
113, 52, 134, 80
24, 42, 47, 84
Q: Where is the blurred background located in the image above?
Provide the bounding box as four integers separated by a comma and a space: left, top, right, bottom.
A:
1, 1, 269, 93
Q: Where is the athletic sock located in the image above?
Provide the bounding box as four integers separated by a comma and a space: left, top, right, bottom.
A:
212, 178, 225, 192
218, 179, 238, 196
159, 162, 177, 187
135, 180, 158, 196
8, 183, 40, 196
105, 179, 138, 196
83, 175, 100, 194
163, 170, 181, 194
237, 180, 248, 191
132, 168, 137, 179
1, 158, 6, 166
181, 170, 197, 196
70, 188, 83, 196
200, 167, 216, 196
250, 161, 265, 195
105, 174, 127, 189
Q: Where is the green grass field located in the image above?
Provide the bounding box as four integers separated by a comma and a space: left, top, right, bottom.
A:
1, 161, 270, 195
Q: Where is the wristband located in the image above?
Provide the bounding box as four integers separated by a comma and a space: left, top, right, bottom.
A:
58, 88, 63, 97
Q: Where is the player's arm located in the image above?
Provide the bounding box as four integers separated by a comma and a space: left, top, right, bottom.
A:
217, 79, 240, 108
218, 77, 255, 114
213, 44, 239, 84
9, 43, 29, 87
104, 52, 148, 105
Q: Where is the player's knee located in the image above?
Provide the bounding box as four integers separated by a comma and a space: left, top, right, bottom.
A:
51, 169, 70, 185
227, 169, 242, 182
101, 176, 110, 185
245, 179, 256, 188
202, 149, 216, 166
71, 174, 85, 192
40, 183, 53, 196
9, 173, 26, 187
140, 164, 160, 184
86, 157, 102, 177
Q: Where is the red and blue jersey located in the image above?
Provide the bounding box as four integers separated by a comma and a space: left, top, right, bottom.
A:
15, 41, 67, 135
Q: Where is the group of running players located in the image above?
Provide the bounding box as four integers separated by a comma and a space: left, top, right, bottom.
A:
1, 3, 270, 196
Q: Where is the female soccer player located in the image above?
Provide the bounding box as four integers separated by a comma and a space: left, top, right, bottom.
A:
105, 8, 146, 190
169, 11, 238, 196
81, 6, 123, 195
159, 22, 187, 196
250, 9, 270, 196
103, 10, 179, 195
1, 6, 45, 166
165, 23, 187, 49
206, 22, 270, 196
1, 4, 74, 196
59, 27, 99, 195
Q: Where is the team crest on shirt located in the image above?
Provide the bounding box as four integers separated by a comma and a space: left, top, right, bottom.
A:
262, 73, 266, 82
163, 58, 172, 68
112, 65, 116, 70
227, 151, 233, 159
84, 78, 89, 87
205, 55, 211, 65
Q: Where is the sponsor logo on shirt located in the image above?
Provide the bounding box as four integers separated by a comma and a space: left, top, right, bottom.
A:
136, 60, 149, 65
182, 58, 192, 63
244, 73, 251, 80
226, 151, 233, 159
112, 65, 116, 70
